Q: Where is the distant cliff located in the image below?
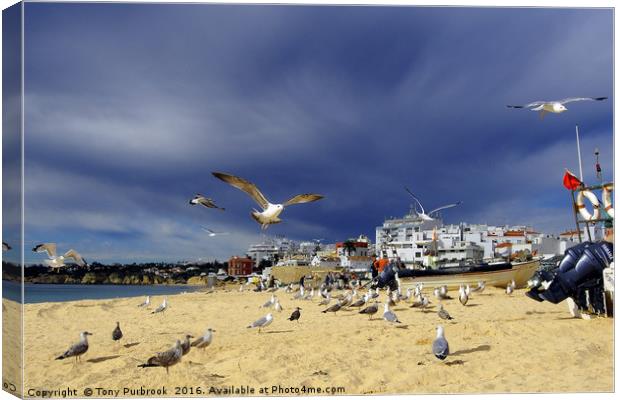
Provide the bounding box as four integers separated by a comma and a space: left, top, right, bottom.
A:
2, 261, 226, 285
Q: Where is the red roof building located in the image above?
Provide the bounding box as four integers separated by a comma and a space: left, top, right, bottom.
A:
228, 256, 254, 277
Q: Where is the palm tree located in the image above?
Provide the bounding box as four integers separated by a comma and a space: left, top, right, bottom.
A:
342, 240, 357, 257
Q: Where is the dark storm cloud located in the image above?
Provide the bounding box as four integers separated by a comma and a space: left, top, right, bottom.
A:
21, 4, 613, 262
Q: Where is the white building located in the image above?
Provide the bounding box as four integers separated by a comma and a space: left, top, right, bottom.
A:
376, 209, 579, 266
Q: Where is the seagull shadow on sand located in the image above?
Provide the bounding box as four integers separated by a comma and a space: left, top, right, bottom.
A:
264, 330, 294, 334
445, 359, 466, 366
87, 355, 121, 364
124, 342, 140, 348
451, 345, 491, 356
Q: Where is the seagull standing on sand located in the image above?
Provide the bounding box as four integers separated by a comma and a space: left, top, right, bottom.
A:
138, 340, 183, 374
507, 97, 607, 119
189, 194, 225, 211
288, 307, 302, 322
438, 304, 453, 320
472, 281, 485, 293
138, 296, 150, 308
212, 172, 324, 230
112, 322, 123, 343
383, 303, 401, 323
318, 293, 331, 306
359, 302, 379, 320
274, 299, 283, 312
33, 243, 87, 271
152, 297, 168, 315
459, 286, 469, 306
56, 331, 92, 362
432, 326, 450, 360
261, 294, 276, 308
247, 313, 273, 333
191, 328, 215, 351
322, 302, 342, 315
506, 283, 514, 295
181, 334, 194, 356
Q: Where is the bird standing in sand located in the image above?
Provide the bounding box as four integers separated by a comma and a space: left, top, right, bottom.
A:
458, 286, 469, 306
138, 296, 150, 308
180, 334, 194, 356
138, 340, 183, 374
438, 304, 453, 320
507, 97, 607, 119
288, 307, 302, 322
33, 243, 87, 271
112, 322, 123, 343
56, 331, 92, 363
383, 303, 401, 324
247, 313, 273, 333
189, 194, 225, 211
212, 172, 324, 230
191, 328, 215, 351
359, 302, 379, 320
322, 302, 342, 315
274, 299, 283, 312
432, 326, 450, 360
472, 281, 485, 293
152, 297, 168, 315
506, 283, 514, 295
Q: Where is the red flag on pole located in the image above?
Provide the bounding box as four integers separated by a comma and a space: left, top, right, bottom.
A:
563, 169, 582, 190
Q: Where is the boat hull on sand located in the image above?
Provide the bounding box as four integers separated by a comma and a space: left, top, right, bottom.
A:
399, 259, 540, 290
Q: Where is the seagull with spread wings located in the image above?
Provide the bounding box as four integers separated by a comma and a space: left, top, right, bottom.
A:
32, 243, 87, 271
201, 227, 230, 237
404, 187, 461, 221
212, 172, 324, 229
507, 97, 607, 119
189, 194, 225, 211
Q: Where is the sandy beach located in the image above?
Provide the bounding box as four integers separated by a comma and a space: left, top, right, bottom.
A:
13, 285, 614, 396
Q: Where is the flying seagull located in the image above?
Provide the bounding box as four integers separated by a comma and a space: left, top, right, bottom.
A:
191, 328, 215, 350
212, 172, 324, 230
138, 340, 183, 374
56, 331, 92, 362
201, 227, 230, 237
2, 242, 11, 252
189, 194, 225, 211
404, 187, 461, 221
32, 243, 87, 271
507, 97, 607, 119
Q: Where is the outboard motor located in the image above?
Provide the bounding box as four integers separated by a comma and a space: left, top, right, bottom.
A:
527, 241, 613, 314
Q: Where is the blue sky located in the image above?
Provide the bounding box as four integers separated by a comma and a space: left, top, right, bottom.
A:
7, 4, 614, 263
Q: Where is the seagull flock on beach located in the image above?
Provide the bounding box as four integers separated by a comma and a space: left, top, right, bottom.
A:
53, 274, 523, 373
15, 92, 608, 376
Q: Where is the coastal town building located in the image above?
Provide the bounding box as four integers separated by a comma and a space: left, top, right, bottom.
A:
376, 208, 581, 267
227, 256, 254, 276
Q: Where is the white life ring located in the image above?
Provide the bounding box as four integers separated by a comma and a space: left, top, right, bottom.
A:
576, 190, 601, 221
602, 183, 614, 219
